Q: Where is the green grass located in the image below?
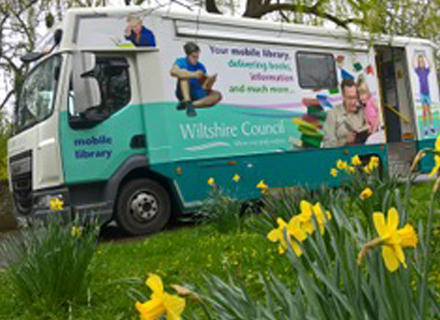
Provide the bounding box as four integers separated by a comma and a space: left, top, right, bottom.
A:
0, 224, 293, 319
0, 182, 439, 320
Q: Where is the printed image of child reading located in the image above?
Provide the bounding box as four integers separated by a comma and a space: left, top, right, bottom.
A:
357, 77, 379, 133
170, 42, 222, 117
413, 53, 434, 135
124, 14, 156, 47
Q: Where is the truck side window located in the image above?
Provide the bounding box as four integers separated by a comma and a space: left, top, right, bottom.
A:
296, 52, 337, 90
69, 57, 131, 117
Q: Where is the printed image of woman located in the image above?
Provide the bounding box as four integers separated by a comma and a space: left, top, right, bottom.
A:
357, 77, 379, 133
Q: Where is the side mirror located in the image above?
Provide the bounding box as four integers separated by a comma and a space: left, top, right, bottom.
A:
72, 51, 101, 115
21, 52, 45, 63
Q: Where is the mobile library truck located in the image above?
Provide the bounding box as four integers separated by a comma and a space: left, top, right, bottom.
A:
7, 6, 440, 234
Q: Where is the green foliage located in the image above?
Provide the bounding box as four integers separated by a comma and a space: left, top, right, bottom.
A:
0, 220, 99, 312
0, 115, 11, 181
0, 184, 437, 320
192, 185, 247, 234
198, 181, 440, 320
251, 184, 338, 236
334, 158, 409, 226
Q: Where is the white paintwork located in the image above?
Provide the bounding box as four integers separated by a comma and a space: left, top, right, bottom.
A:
8, 5, 439, 192
8, 53, 69, 191
57, 7, 434, 50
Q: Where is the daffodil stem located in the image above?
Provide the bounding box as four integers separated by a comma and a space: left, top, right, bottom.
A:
198, 299, 215, 320
357, 237, 383, 265
402, 173, 412, 225
419, 189, 435, 319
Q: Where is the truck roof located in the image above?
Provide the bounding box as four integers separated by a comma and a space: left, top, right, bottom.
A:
55, 5, 433, 51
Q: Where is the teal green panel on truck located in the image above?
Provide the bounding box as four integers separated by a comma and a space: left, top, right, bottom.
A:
59, 107, 146, 184
60, 102, 388, 207
152, 144, 388, 207
417, 139, 436, 173
138, 102, 388, 207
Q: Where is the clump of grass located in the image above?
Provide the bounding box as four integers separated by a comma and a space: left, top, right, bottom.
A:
194, 184, 247, 234
0, 219, 99, 312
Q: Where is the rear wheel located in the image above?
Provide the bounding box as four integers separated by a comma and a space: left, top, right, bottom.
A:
115, 178, 171, 235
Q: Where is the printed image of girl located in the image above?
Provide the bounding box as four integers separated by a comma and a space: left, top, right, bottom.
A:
413, 54, 434, 135
357, 78, 379, 133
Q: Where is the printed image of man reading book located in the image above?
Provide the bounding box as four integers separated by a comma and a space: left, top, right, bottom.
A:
323, 78, 370, 147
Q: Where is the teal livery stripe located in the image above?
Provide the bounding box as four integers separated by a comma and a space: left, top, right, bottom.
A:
150, 144, 388, 206
60, 102, 388, 206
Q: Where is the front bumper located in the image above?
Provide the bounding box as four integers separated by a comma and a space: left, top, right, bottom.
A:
13, 186, 113, 225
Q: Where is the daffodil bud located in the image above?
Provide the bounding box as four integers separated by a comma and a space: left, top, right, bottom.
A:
410, 151, 425, 172
433, 176, 440, 193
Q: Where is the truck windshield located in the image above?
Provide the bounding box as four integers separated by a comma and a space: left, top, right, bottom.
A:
15, 55, 62, 134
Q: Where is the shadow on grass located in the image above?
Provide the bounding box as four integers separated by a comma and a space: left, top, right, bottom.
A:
98, 218, 197, 243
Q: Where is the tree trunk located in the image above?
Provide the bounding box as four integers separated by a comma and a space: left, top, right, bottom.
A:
206, 0, 222, 14
243, 0, 265, 18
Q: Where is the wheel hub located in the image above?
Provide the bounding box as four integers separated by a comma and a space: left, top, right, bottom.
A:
129, 192, 158, 222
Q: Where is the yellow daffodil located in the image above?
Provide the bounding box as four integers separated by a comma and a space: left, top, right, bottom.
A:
367, 156, 380, 171
50, 198, 64, 211
370, 156, 380, 165
267, 218, 289, 254
429, 135, 440, 178
71, 226, 82, 238
257, 180, 268, 189
286, 216, 308, 256
267, 217, 307, 256
364, 166, 371, 174
330, 168, 338, 177
360, 187, 373, 200
336, 160, 348, 170
136, 274, 186, 320
373, 208, 418, 272
257, 180, 269, 194
207, 177, 215, 186
352, 155, 362, 166
312, 202, 332, 234
346, 166, 355, 173
296, 201, 331, 235
398, 225, 418, 247
232, 174, 240, 182
297, 200, 314, 235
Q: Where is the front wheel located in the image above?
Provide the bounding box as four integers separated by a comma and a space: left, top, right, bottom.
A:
115, 178, 171, 235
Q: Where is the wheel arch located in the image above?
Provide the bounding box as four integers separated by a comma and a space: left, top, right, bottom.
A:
103, 154, 182, 219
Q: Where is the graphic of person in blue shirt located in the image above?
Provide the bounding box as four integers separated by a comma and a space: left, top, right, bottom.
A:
414, 53, 434, 135
170, 42, 222, 117
124, 15, 156, 47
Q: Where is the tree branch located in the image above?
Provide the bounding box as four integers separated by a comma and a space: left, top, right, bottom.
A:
279, 10, 290, 22
246, 2, 361, 29
11, 9, 36, 50
0, 55, 20, 74
0, 89, 14, 112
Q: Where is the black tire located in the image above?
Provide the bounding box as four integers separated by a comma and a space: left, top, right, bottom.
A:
115, 178, 171, 235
